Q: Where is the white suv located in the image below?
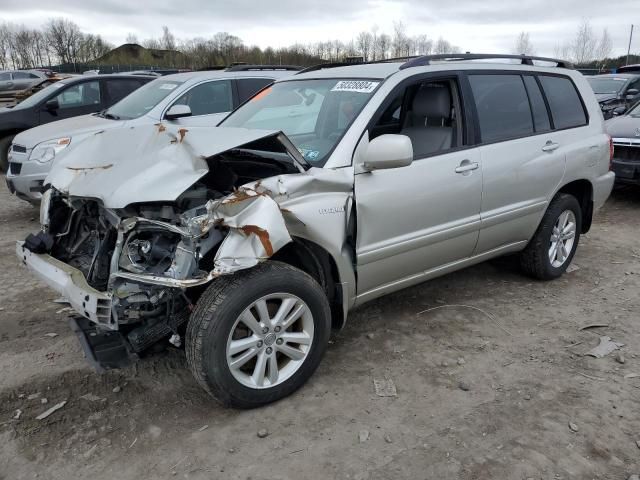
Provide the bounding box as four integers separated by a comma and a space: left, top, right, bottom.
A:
18, 54, 614, 408
6, 66, 299, 203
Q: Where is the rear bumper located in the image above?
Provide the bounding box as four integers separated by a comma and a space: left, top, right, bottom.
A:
16, 241, 114, 329
593, 171, 615, 209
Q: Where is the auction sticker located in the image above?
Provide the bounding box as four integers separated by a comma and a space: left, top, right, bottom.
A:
159, 83, 178, 90
331, 80, 379, 93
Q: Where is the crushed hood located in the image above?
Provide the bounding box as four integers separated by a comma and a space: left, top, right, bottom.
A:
46, 123, 304, 209
14, 113, 118, 149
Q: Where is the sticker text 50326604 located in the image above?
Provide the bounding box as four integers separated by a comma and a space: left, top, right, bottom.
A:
331, 81, 379, 94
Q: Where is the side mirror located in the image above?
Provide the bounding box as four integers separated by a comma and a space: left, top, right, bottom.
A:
363, 134, 413, 171
626, 88, 639, 100
165, 104, 192, 120
613, 106, 626, 116
45, 98, 59, 111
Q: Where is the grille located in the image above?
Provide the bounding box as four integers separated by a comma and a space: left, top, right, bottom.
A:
613, 145, 640, 162
11, 144, 27, 154
8, 162, 22, 175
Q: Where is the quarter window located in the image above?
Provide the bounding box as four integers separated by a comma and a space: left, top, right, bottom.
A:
538, 76, 587, 129
237, 78, 274, 103
469, 74, 533, 143
173, 80, 233, 116
522, 76, 551, 132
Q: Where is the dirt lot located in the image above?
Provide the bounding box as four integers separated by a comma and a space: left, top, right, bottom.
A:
0, 176, 639, 480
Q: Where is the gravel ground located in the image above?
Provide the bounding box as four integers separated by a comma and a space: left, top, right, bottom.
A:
0, 175, 639, 480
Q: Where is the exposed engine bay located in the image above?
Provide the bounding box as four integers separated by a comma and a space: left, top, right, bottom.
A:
27, 139, 301, 357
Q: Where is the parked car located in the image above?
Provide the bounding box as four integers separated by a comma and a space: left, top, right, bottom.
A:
0, 74, 152, 173
18, 54, 614, 408
586, 73, 640, 119
0, 69, 50, 95
5, 66, 300, 203
606, 100, 640, 185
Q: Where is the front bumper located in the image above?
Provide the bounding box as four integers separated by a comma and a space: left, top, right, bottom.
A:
16, 241, 114, 328
6, 157, 48, 203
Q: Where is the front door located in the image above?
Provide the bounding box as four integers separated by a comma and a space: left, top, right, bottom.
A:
40, 80, 103, 125
354, 76, 482, 297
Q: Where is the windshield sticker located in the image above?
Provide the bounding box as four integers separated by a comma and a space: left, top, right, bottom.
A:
331, 80, 379, 94
298, 147, 320, 160
159, 83, 178, 90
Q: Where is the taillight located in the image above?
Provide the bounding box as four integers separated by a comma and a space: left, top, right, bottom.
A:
607, 134, 614, 170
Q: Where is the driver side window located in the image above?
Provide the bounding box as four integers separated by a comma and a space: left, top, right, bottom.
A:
370, 78, 463, 159
172, 80, 232, 116
55, 81, 101, 109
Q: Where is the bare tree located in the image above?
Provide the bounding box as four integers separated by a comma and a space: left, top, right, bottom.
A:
413, 34, 433, 55
356, 31, 373, 61
392, 21, 409, 57
126, 33, 139, 44
375, 33, 391, 60
161, 26, 176, 51
370, 25, 379, 61
571, 18, 597, 65
433, 37, 459, 55
514, 32, 535, 55
45, 18, 82, 64
595, 28, 612, 63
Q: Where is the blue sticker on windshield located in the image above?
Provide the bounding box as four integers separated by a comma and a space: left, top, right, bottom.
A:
298, 147, 320, 161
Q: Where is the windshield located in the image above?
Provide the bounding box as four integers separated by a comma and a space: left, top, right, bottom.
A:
220, 78, 380, 166
105, 79, 184, 119
11, 81, 66, 109
587, 77, 627, 95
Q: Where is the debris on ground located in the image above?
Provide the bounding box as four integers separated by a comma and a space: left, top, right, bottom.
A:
41, 398, 48, 404
458, 381, 471, 391
366, 333, 375, 340
624, 373, 640, 379
13, 409, 22, 420
36, 400, 67, 420
417, 304, 512, 336
257, 429, 269, 438
578, 323, 609, 331
615, 352, 625, 364
457, 357, 466, 366
373, 378, 397, 397
80, 393, 104, 402
112, 386, 121, 393
568, 422, 579, 432
384, 434, 393, 443
566, 264, 580, 273
27, 393, 40, 400
198, 425, 209, 432
129, 438, 137, 449
584, 336, 624, 358
43, 333, 58, 338
55, 307, 73, 315
358, 430, 370, 443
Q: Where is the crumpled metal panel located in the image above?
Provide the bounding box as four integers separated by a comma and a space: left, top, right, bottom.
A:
46, 124, 282, 209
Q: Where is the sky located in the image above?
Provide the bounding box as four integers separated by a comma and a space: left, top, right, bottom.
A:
1, 0, 638, 57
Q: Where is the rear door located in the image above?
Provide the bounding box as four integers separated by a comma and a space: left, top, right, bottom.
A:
0, 72, 14, 93
468, 72, 567, 254
167, 79, 234, 127
39, 79, 104, 125
11, 72, 39, 91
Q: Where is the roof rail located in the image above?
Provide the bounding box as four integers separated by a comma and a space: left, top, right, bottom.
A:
400, 53, 573, 70
225, 64, 302, 72
295, 62, 354, 74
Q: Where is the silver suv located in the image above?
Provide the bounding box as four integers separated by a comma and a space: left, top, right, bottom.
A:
18, 54, 615, 408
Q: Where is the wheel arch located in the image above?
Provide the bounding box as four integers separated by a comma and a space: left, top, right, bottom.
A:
270, 237, 347, 330
556, 179, 593, 233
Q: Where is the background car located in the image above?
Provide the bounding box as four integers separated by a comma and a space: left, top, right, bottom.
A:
0, 69, 50, 96
586, 73, 640, 119
5, 66, 299, 203
605, 100, 640, 185
0, 74, 152, 172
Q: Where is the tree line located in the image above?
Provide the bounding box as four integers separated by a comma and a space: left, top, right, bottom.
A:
0, 17, 635, 72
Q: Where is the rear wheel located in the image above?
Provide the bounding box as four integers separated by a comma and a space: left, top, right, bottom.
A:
520, 193, 582, 280
186, 261, 331, 408
0, 135, 15, 173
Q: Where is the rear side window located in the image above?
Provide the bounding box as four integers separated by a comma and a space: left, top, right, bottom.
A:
105, 79, 144, 104
469, 74, 533, 143
237, 78, 274, 103
522, 76, 551, 132
538, 76, 587, 129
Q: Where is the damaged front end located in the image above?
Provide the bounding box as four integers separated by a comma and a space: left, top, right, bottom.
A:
18, 124, 352, 370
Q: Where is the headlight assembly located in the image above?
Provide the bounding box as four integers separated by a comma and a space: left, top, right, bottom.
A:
29, 137, 71, 164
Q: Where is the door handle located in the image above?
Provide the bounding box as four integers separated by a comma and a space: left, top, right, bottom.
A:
542, 141, 560, 152
455, 160, 479, 174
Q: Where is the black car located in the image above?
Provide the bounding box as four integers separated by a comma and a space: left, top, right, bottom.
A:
0, 74, 152, 172
606, 100, 640, 185
586, 74, 640, 119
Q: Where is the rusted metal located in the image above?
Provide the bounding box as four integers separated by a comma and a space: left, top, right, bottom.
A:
178, 128, 188, 143
66, 164, 114, 172
240, 225, 274, 256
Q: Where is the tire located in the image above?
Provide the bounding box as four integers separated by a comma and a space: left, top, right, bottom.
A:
186, 261, 331, 408
520, 193, 582, 280
0, 135, 15, 173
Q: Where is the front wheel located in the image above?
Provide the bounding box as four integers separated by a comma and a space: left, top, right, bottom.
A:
520, 193, 582, 280
186, 261, 331, 408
